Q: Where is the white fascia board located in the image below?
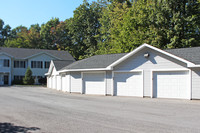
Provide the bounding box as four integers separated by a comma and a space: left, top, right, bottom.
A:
45, 73, 50, 76
107, 43, 195, 69
146, 44, 195, 67
187, 64, 200, 68
58, 68, 111, 74
47, 61, 55, 75
106, 44, 145, 69
23, 52, 61, 60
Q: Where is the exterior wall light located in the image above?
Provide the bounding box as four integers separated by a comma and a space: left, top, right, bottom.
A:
144, 53, 149, 58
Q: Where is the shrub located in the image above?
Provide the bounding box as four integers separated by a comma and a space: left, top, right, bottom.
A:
12, 79, 23, 85
38, 77, 47, 85
23, 67, 34, 85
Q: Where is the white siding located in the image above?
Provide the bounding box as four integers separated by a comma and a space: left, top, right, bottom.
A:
70, 72, 82, 93
52, 76, 56, 89
114, 47, 187, 97
28, 53, 56, 77
192, 68, 200, 99
47, 77, 49, 88
106, 71, 112, 95
0, 54, 12, 85
0, 54, 11, 73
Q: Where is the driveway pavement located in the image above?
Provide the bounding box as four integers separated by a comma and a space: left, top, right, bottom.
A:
0, 86, 200, 133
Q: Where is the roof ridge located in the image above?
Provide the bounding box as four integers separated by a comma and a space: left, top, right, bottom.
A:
0, 47, 68, 52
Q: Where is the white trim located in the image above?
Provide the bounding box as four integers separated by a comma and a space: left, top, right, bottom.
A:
81, 71, 106, 95
111, 71, 114, 96
81, 72, 83, 94
69, 72, 71, 93
105, 71, 107, 95
107, 43, 195, 69
151, 69, 191, 100
189, 69, 192, 100
188, 65, 200, 68
59, 68, 111, 73
151, 68, 190, 72
150, 70, 153, 98
113, 69, 144, 73
45, 60, 55, 76
112, 70, 144, 97
0, 52, 14, 58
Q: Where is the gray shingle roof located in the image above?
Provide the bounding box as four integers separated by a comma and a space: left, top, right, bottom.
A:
0, 47, 75, 61
53, 60, 74, 71
61, 53, 127, 70
60, 46, 200, 70
165, 47, 200, 65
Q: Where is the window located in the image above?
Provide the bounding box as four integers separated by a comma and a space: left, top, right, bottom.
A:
31, 61, 43, 68
45, 61, 50, 69
14, 61, 26, 68
14, 75, 24, 80
3, 59, 9, 67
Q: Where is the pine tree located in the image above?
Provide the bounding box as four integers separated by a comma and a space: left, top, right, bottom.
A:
23, 67, 34, 85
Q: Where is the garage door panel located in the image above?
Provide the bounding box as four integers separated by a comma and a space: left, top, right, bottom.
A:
153, 71, 189, 99
62, 74, 69, 92
114, 72, 143, 97
83, 73, 105, 95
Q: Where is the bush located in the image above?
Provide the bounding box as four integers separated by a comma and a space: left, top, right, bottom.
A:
38, 77, 47, 85
23, 67, 34, 85
12, 79, 23, 85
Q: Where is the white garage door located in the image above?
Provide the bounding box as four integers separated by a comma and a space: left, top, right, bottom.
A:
114, 72, 143, 97
153, 71, 189, 99
56, 76, 61, 91
83, 72, 105, 95
62, 74, 70, 92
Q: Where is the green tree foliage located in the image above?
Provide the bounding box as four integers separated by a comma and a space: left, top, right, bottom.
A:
67, 0, 104, 59
98, 0, 200, 54
0, 19, 11, 46
5, 26, 29, 48
1, 0, 200, 59
40, 18, 60, 49
23, 67, 34, 85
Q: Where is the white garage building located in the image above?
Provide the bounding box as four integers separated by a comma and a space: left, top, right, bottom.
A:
47, 60, 74, 91
46, 43, 200, 100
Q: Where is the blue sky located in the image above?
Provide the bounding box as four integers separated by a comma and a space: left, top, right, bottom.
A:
0, 0, 95, 29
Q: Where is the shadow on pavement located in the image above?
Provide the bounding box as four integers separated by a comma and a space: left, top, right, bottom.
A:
0, 122, 40, 133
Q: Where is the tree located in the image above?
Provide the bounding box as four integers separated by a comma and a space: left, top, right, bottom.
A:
97, 0, 200, 54
40, 18, 60, 49
97, 0, 133, 54
67, 0, 104, 59
23, 67, 34, 85
0, 19, 11, 46
4, 26, 30, 48
26, 24, 43, 48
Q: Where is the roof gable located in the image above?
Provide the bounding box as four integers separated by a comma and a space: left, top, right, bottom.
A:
107, 43, 195, 69
59, 43, 200, 73
46, 60, 74, 75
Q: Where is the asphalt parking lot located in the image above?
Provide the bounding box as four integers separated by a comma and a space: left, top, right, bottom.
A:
0, 86, 200, 133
